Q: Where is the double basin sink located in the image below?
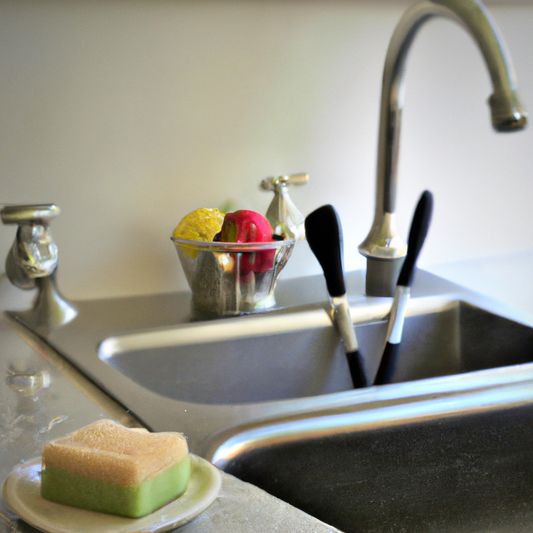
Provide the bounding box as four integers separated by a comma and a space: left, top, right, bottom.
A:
8, 270, 533, 532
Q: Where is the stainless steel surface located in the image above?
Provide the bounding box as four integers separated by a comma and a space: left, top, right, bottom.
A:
364, 255, 405, 297
330, 294, 358, 354
359, 0, 527, 296
8, 268, 533, 463
99, 293, 533, 403
385, 283, 410, 344
2, 205, 60, 284
214, 398, 533, 533
1, 204, 77, 330
261, 173, 308, 242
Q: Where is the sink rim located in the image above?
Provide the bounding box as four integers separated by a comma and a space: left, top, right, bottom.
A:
208, 372, 533, 468
97, 294, 462, 358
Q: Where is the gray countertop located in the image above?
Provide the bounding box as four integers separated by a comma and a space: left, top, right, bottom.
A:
0, 277, 340, 533
426, 250, 533, 316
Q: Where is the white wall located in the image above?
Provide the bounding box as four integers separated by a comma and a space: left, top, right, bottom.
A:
1, 0, 532, 300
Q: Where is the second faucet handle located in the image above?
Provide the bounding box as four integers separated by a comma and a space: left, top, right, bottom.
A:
1, 204, 60, 226
260, 173, 309, 191
1, 204, 61, 288
260, 173, 309, 242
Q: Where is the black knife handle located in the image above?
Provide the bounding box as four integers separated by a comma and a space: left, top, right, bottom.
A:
305, 204, 346, 297
346, 349, 371, 388
374, 342, 401, 385
397, 191, 433, 288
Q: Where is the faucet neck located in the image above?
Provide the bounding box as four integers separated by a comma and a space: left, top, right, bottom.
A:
379, 0, 523, 216
359, 0, 527, 295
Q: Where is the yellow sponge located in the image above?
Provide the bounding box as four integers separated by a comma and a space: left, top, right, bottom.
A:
41, 420, 190, 518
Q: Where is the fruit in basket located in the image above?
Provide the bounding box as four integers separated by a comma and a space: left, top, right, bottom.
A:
219, 210, 274, 244
173, 207, 224, 242
219, 210, 277, 274
173, 207, 224, 259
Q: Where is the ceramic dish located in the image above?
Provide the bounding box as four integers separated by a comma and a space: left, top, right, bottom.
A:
3, 454, 222, 533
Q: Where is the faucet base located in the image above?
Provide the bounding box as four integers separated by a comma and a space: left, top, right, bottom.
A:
8, 275, 77, 336
365, 257, 404, 297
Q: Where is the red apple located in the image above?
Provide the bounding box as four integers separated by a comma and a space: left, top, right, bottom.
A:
219, 210, 276, 274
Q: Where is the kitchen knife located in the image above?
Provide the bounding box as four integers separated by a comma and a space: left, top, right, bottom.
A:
374, 190, 433, 385
305, 204, 370, 388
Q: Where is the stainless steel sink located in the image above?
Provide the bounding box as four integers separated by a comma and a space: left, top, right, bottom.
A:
7, 270, 533, 461
98, 297, 533, 405
361, 299, 533, 383
212, 391, 533, 533
99, 320, 354, 404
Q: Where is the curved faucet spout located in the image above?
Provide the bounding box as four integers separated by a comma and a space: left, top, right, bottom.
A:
359, 0, 527, 297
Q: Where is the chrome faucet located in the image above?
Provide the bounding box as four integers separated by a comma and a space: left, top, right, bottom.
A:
1, 204, 76, 332
261, 173, 309, 242
359, 0, 527, 297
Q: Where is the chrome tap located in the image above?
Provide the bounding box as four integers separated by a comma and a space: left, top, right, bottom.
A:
261, 173, 309, 242
1, 204, 76, 331
359, 0, 527, 297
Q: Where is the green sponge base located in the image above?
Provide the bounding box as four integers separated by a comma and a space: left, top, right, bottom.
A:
41, 456, 191, 518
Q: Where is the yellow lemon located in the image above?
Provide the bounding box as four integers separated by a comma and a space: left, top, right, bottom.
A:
173, 208, 225, 259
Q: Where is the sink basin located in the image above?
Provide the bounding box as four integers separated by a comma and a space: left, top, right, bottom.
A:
10, 270, 533, 458
98, 298, 533, 405
214, 397, 533, 533
360, 299, 533, 383
99, 312, 353, 404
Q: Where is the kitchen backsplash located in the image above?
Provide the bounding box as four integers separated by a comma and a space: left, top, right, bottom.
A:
1, 0, 532, 300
